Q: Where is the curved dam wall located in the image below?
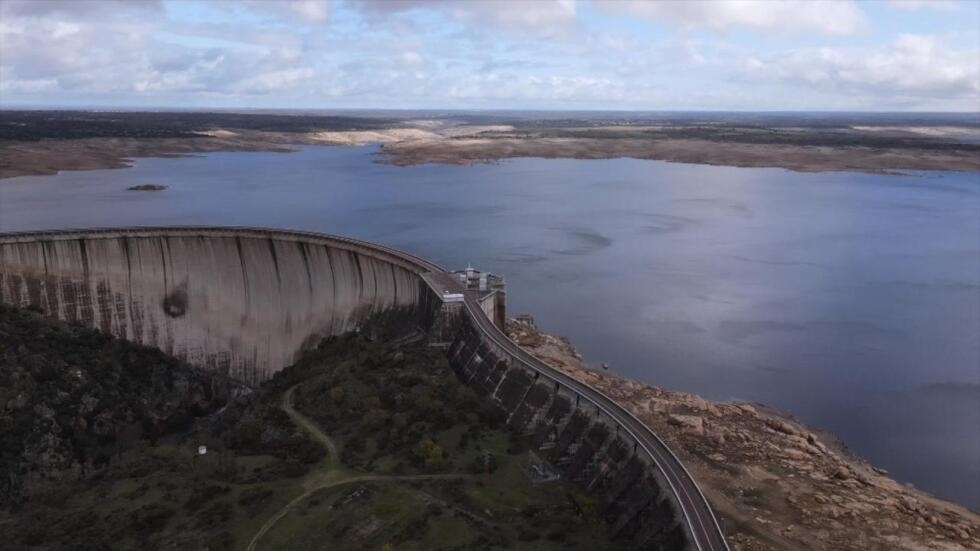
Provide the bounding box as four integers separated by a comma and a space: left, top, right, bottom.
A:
0, 226, 719, 550
0, 228, 439, 384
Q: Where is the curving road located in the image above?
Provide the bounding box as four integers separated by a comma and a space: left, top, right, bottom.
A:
458, 290, 730, 551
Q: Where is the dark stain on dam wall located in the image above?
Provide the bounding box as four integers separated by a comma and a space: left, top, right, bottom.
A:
445, 311, 690, 550
0, 228, 437, 384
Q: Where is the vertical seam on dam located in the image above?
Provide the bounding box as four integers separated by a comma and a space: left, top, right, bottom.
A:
267, 237, 281, 289
324, 244, 336, 333
235, 236, 250, 312
371, 258, 379, 306
298, 241, 314, 295
352, 250, 364, 304
390, 263, 398, 303
158, 237, 169, 294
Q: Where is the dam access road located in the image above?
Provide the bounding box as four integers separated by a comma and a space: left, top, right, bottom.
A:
460, 285, 729, 551
0, 226, 728, 550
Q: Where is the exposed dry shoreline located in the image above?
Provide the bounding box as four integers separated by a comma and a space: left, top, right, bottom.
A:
0, 132, 298, 179
505, 317, 980, 551
3, 121, 979, 179
381, 135, 980, 173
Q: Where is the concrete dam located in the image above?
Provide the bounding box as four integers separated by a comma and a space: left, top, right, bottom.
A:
0, 227, 728, 551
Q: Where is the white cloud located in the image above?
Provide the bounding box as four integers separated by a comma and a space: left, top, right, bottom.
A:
0, 0, 976, 110
0, 0, 163, 19
236, 67, 316, 94
742, 35, 980, 109
451, 73, 623, 101
598, 0, 865, 35
355, 0, 578, 37
400, 51, 424, 67
887, 0, 958, 11
239, 1, 330, 24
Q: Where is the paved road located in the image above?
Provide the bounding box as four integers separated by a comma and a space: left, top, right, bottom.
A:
460, 293, 729, 551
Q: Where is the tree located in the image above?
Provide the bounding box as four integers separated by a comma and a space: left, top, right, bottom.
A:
413, 436, 446, 471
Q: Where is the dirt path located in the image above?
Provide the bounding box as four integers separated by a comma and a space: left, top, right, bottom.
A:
280, 384, 342, 474
246, 383, 470, 551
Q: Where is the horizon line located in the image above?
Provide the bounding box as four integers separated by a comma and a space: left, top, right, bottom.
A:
1, 105, 978, 116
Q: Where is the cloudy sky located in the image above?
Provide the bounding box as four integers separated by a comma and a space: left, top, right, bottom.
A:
1, 0, 978, 111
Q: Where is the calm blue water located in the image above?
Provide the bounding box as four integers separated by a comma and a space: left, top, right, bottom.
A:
2, 146, 978, 508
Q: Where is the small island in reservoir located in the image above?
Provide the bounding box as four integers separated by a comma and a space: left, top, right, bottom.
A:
126, 184, 168, 191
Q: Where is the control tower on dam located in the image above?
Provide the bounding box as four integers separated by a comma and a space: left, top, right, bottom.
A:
0, 226, 728, 551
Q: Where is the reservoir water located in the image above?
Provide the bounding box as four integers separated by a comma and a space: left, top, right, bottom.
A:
1, 145, 978, 509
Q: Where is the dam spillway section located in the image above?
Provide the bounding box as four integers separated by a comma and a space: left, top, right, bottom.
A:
0, 226, 728, 551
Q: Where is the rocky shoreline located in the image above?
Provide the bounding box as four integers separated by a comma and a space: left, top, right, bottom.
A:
505, 317, 979, 551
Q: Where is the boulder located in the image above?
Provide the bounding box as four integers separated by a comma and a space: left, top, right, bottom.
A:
766, 418, 802, 436
784, 448, 807, 461
668, 414, 705, 436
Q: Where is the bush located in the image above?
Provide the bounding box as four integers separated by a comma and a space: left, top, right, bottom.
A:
184, 484, 229, 510
517, 527, 540, 541
194, 501, 233, 529
546, 529, 567, 542
413, 436, 447, 472
467, 452, 497, 475
238, 486, 274, 517
129, 504, 175, 536
282, 458, 308, 478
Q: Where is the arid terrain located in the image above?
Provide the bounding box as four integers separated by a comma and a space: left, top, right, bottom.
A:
2, 111, 979, 178
506, 317, 980, 551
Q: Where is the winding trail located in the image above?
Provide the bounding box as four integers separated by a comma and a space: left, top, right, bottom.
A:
246, 383, 470, 551
281, 384, 342, 473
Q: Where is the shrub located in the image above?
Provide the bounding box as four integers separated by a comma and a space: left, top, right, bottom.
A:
413, 436, 447, 472
129, 504, 175, 536
546, 529, 567, 542
518, 527, 540, 541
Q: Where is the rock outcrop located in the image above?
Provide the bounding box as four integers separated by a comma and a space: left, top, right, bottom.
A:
506, 317, 980, 551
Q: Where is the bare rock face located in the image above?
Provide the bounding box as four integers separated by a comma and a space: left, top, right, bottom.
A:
505, 317, 980, 551
782, 448, 807, 461
668, 414, 706, 436
766, 418, 803, 437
